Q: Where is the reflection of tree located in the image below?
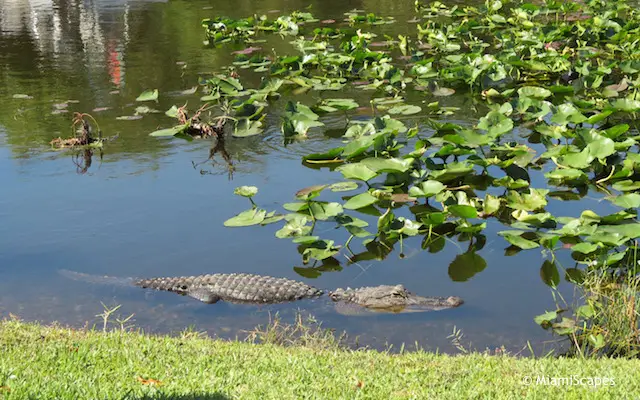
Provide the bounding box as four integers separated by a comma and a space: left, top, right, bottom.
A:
193, 133, 235, 179
72, 147, 102, 175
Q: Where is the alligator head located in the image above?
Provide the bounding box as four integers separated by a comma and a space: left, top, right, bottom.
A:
328, 284, 463, 313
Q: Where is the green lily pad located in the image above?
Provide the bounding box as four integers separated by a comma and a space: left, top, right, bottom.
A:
336, 163, 379, 181
343, 192, 379, 210
432, 87, 455, 97
611, 99, 640, 112
388, 104, 422, 115
518, 86, 551, 99
609, 193, 640, 209
499, 231, 539, 249
149, 123, 189, 137
408, 180, 445, 198
224, 208, 266, 227
448, 205, 478, 219
275, 215, 312, 238
359, 157, 413, 173
136, 89, 159, 102
234, 119, 264, 137
329, 181, 359, 192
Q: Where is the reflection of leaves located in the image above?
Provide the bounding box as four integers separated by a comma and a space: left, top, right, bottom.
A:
348, 240, 394, 263
540, 260, 560, 288
448, 252, 487, 282
300, 239, 341, 261
422, 235, 445, 253
294, 257, 342, 278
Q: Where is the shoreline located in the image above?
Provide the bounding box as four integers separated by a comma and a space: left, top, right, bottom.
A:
0, 318, 638, 399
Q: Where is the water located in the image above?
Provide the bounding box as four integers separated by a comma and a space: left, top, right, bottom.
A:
0, 0, 596, 354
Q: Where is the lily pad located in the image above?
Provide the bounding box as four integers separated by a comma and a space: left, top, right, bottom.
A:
224, 208, 266, 227
388, 104, 422, 115
136, 89, 159, 102
343, 192, 379, 210
149, 123, 189, 137
336, 163, 378, 181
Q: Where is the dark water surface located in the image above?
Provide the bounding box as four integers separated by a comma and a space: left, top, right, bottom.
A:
0, 0, 608, 353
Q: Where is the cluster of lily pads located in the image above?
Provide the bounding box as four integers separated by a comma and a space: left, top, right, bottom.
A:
158, 0, 640, 344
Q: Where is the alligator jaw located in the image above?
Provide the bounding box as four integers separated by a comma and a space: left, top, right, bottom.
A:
328, 284, 463, 314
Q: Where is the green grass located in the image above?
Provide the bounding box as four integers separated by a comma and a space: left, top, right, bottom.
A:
0, 319, 639, 399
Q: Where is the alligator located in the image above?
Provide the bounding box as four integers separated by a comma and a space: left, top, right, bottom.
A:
59, 270, 464, 314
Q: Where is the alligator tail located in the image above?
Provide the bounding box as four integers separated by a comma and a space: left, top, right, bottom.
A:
58, 269, 134, 287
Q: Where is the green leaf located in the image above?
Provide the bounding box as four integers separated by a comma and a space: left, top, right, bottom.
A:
308, 202, 343, 220
329, 181, 359, 192
611, 98, 640, 112
136, 89, 159, 102
234, 119, 264, 137
518, 86, 551, 99
432, 87, 455, 97
610, 193, 640, 209
448, 205, 478, 219
612, 180, 640, 192
388, 104, 422, 115
234, 186, 258, 198
408, 180, 445, 198
149, 124, 189, 137
551, 103, 587, 125
359, 157, 413, 173
577, 305, 595, 319
224, 208, 266, 227
544, 168, 587, 181
165, 105, 179, 118
275, 215, 312, 238
571, 242, 599, 254
342, 135, 376, 159
596, 223, 640, 239
506, 189, 548, 211
317, 98, 359, 112
534, 311, 557, 325
301, 240, 341, 261
343, 192, 379, 210
482, 194, 501, 216
336, 163, 379, 181
498, 231, 539, 249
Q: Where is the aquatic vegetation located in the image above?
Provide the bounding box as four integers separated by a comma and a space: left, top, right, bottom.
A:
149, 104, 231, 140
166, 0, 640, 354
50, 113, 112, 149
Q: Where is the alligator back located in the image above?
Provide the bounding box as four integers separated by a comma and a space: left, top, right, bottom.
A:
133, 273, 324, 304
